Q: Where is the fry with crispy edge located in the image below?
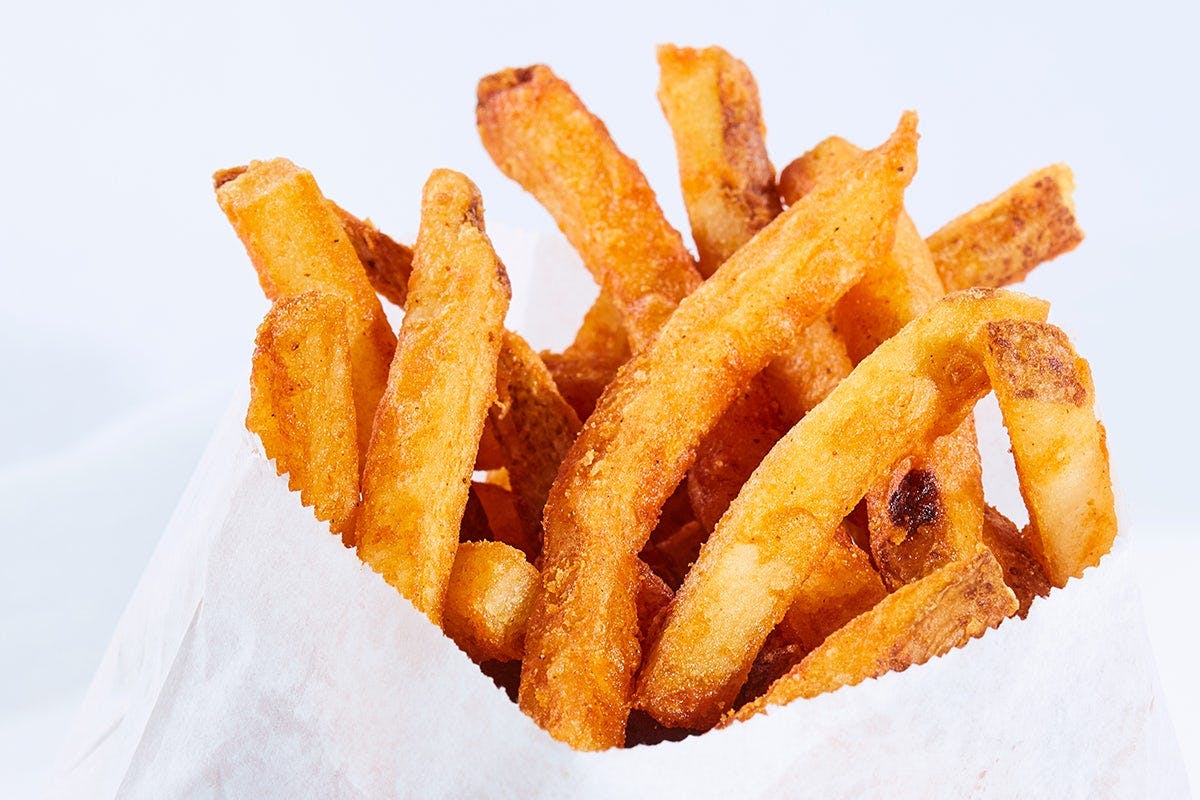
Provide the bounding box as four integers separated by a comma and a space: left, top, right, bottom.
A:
330, 203, 414, 309
727, 546, 1017, 723
248, 292, 359, 541
782, 136, 986, 590
980, 504, 1051, 617
477, 64, 701, 352
636, 289, 1048, 730
355, 170, 511, 624
519, 115, 917, 750
981, 320, 1117, 586
444, 541, 540, 663
929, 165, 1083, 292
215, 160, 396, 465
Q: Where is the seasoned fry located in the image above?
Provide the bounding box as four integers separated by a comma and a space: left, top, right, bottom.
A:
444, 541, 540, 663
541, 292, 630, 420
636, 289, 1048, 730
330, 203, 415, 309
520, 115, 918, 749
778, 524, 887, 654
656, 44, 781, 276
248, 291, 359, 541
355, 170, 511, 624
216, 160, 396, 463
728, 546, 1017, 723
929, 165, 1083, 292
477, 65, 701, 350
981, 320, 1117, 586
980, 504, 1051, 617
490, 330, 583, 559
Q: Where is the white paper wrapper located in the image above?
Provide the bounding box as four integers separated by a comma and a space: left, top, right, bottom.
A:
49, 230, 1189, 799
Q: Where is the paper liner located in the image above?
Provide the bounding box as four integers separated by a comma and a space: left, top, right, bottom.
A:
48, 230, 1189, 799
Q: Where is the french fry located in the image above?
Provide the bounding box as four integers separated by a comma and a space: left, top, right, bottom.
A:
471, 481, 527, 556
762, 318, 855, 425
477, 65, 701, 351
355, 170, 511, 624
444, 541, 540, 663
641, 519, 707, 591
330, 203, 414, 309
929, 165, 1083, 292
490, 330, 583, 560
782, 136, 987, 589
519, 115, 917, 749
248, 291, 359, 541
636, 289, 1048, 730
215, 160, 396, 464
981, 320, 1117, 586
541, 292, 630, 421
656, 44, 781, 276
728, 546, 1017, 723
980, 504, 1051, 617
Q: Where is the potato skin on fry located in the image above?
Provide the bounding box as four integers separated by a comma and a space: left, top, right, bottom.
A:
636, 289, 1048, 730
329, 203, 414, 309
248, 292, 359, 541
444, 541, 540, 664
981, 320, 1117, 586
477, 65, 701, 351
355, 169, 510, 625
216, 159, 396, 464
728, 546, 1017, 723
519, 115, 918, 750
980, 504, 1051, 617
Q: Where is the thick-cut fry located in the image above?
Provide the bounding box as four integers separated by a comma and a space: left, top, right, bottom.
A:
490, 330, 583, 559
444, 541, 540, 663
330, 203, 415, 309
656, 44, 781, 276
519, 115, 917, 750
728, 546, 1017, 723
355, 170, 511, 624
215, 160, 396, 463
980, 504, 1051, 617
762, 318, 854, 425
778, 524, 887, 654
782, 136, 987, 589
477, 65, 701, 350
981, 320, 1117, 586
929, 165, 1083, 292
248, 291, 359, 541
541, 292, 630, 420
636, 289, 1048, 730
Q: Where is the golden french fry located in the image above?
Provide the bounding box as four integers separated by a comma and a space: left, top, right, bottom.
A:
477, 65, 701, 350
469, 481, 526, 556
330, 203, 414, 309
656, 44, 780, 276
216, 160, 396, 464
541, 292, 630, 420
444, 541, 540, 663
929, 165, 1083, 292
980, 504, 1051, 617
355, 170, 511, 624
641, 519, 707, 591
981, 320, 1117, 586
490, 330, 583, 559
248, 291, 359, 541
520, 115, 917, 749
762, 318, 854, 424
636, 289, 1048, 730
728, 546, 1017, 723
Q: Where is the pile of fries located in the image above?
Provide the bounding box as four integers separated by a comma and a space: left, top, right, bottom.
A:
215, 45, 1115, 751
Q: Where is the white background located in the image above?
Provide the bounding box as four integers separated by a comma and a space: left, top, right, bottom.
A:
1, 0, 1196, 795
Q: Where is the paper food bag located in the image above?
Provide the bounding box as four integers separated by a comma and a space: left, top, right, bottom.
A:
48, 231, 1189, 799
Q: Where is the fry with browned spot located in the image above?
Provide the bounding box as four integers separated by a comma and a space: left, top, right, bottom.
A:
981, 319, 1116, 586
248, 291, 359, 541
355, 169, 511, 624
216, 159, 396, 465
980, 504, 1051, 617
727, 546, 1017, 723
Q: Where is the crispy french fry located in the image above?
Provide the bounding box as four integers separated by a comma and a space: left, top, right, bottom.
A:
782, 136, 987, 589
728, 546, 1017, 723
636, 289, 1048, 730
470, 481, 527, 556
355, 170, 511, 624
777, 523, 887, 654
519, 115, 917, 749
980, 504, 1051, 617
981, 320, 1117, 586
929, 165, 1083, 292
248, 291, 359, 541
541, 292, 631, 421
641, 519, 707, 591
444, 541, 540, 663
330, 203, 415, 309
762, 318, 854, 424
656, 44, 781, 276
477, 65, 701, 351
216, 160, 396, 464
490, 330, 583, 560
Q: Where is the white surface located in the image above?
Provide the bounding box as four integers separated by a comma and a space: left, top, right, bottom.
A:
1, 0, 1197, 795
